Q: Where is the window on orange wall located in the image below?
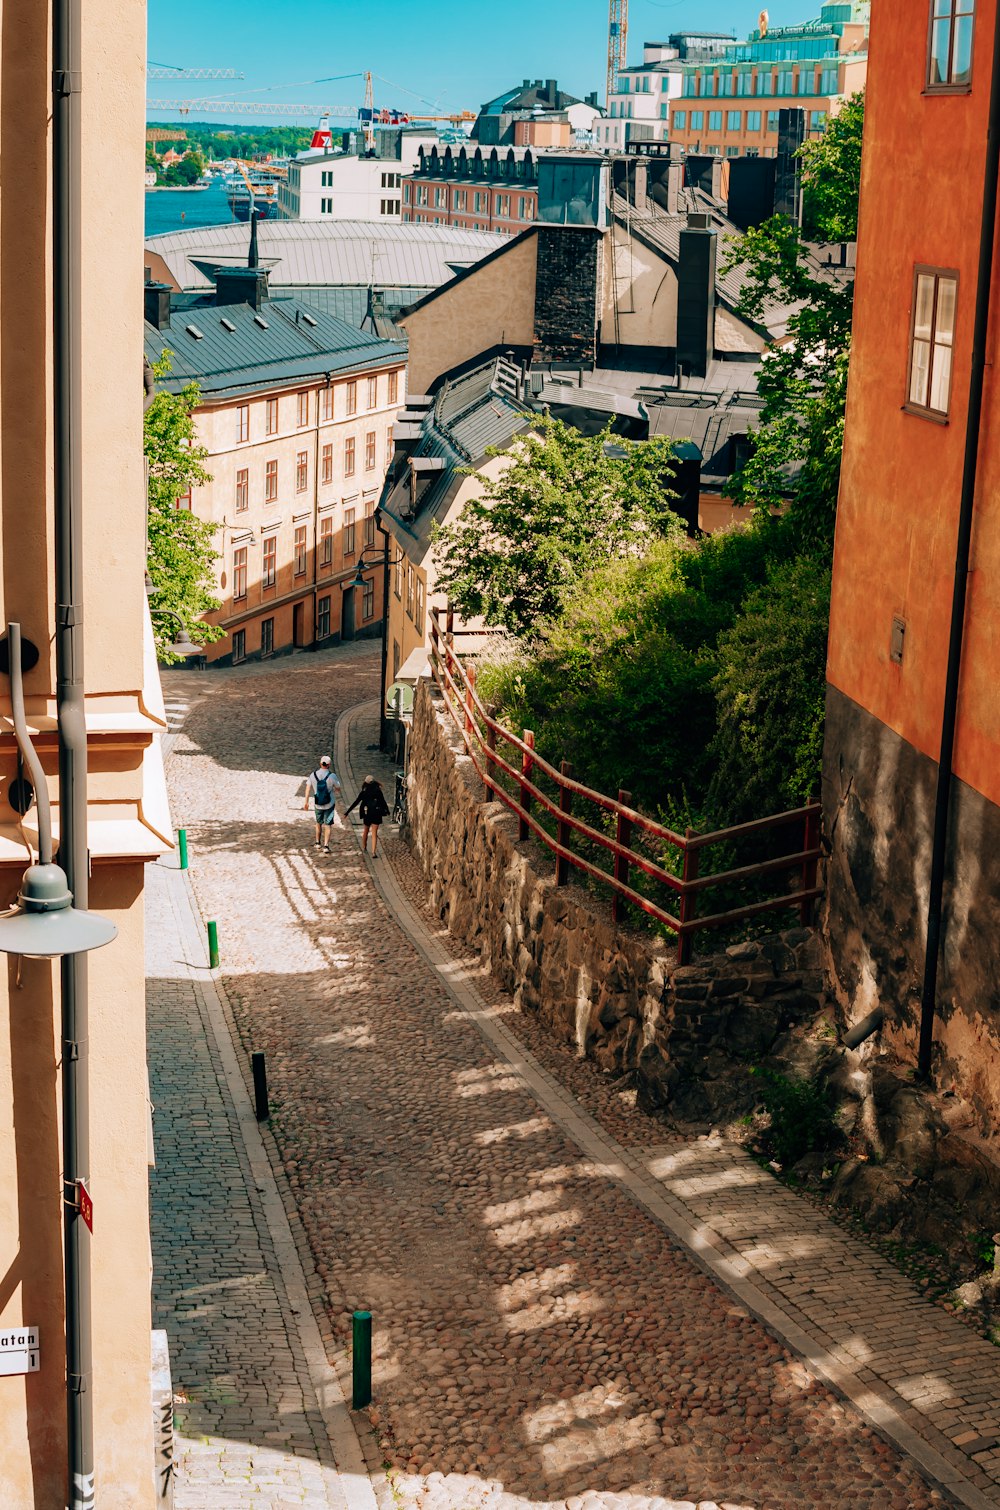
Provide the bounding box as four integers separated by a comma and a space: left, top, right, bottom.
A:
386, 424, 394, 461
232, 628, 246, 663
297, 391, 309, 427
907, 267, 958, 418
406, 562, 414, 619
261, 616, 274, 656
175, 485, 192, 510
362, 576, 374, 621
365, 430, 376, 470
345, 379, 357, 416
344, 507, 356, 556
296, 450, 308, 492
265, 459, 278, 501
364, 499, 375, 547
294, 525, 307, 576
415, 575, 425, 636
320, 514, 333, 566
321, 386, 333, 421
237, 403, 249, 443
233, 547, 248, 601
318, 595, 331, 639
345, 436, 356, 476
928, 0, 975, 88
388, 370, 399, 404
322, 443, 333, 484
266, 397, 279, 435
394, 552, 402, 599
235, 468, 249, 511
367, 375, 377, 408
262, 535, 277, 588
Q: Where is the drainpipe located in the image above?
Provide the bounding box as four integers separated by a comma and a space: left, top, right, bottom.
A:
53, 0, 94, 1502
918, 15, 1000, 1081
376, 511, 391, 751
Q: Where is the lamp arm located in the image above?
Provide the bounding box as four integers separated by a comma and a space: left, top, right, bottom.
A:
6, 622, 53, 865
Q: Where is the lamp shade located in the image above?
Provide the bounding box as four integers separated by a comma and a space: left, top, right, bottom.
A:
170, 628, 203, 660
0, 864, 117, 958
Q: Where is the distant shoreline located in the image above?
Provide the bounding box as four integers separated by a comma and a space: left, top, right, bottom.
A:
147, 185, 212, 193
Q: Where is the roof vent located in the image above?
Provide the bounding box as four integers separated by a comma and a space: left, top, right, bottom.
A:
253, 313, 269, 329
301, 311, 317, 327
185, 323, 205, 340
219, 317, 236, 332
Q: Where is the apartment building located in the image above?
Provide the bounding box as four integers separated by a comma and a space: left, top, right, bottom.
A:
278, 128, 437, 221
403, 144, 540, 234
470, 77, 602, 146
144, 264, 405, 664
668, 1, 869, 158
823, 0, 998, 1114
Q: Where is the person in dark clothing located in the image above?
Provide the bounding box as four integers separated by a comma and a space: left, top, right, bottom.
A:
346, 774, 390, 857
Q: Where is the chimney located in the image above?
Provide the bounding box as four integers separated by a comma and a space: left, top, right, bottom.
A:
774, 108, 805, 223
632, 158, 649, 212
649, 160, 682, 214
545, 78, 558, 105
144, 280, 172, 330
727, 156, 777, 230
214, 264, 270, 310
586, 90, 598, 109
684, 153, 723, 200
676, 211, 716, 379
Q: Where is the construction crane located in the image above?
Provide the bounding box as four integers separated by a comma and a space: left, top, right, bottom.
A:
607, 0, 628, 106
147, 99, 358, 119
147, 65, 244, 79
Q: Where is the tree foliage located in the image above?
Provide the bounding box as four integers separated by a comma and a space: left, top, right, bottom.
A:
722, 92, 863, 553
144, 354, 222, 661
431, 418, 681, 639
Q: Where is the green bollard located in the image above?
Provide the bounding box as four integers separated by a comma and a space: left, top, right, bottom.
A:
207, 919, 219, 969
178, 828, 189, 870
352, 1310, 372, 1409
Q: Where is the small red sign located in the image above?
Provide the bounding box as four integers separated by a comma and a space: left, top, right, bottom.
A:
77, 1181, 93, 1233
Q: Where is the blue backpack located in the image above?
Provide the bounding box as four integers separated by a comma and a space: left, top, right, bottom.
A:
314, 770, 333, 805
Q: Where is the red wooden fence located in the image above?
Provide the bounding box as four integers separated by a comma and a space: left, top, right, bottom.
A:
428, 609, 822, 962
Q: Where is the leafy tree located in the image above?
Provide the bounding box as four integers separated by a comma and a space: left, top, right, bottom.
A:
431, 418, 681, 638
722, 92, 863, 553
144, 354, 222, 662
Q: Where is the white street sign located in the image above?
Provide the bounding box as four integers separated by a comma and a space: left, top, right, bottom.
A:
0, 1327, 39, 1376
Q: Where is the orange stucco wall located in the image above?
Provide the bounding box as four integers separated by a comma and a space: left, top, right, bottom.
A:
827, 0, 1000, 809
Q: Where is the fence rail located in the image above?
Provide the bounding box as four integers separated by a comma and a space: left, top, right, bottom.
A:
428, 608, 822, 962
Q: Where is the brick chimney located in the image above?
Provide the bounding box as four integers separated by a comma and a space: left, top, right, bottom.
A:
144, 280, 172, 330
533, 226, 602, 367
676, 211, 717, 379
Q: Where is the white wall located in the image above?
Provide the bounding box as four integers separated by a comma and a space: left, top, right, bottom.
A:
279, 135, 438, 222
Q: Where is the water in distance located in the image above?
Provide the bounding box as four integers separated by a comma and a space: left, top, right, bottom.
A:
145, 176, 233, 238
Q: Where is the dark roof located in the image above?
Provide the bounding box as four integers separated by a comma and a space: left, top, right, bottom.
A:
478, 81, 584, 116
379, 355, 535, 561
145, 295, 405, 400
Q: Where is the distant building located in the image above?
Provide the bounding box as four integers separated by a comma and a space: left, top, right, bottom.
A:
471, 78, 602, 147
144, 257, 406, 665
402, 145, 541, 235
277, 126, 439, 222
597, 36, 738, 153
667, 1, 869, 159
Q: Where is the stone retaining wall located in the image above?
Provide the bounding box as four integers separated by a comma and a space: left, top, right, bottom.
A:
407, 684, 827, 1112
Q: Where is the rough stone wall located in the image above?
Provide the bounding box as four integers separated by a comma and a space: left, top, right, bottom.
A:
823, 684, 1000, 1135
408, 684, 826, 1108
533, 226, 602, 366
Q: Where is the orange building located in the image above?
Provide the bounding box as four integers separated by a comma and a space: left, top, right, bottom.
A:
823, 0, 1000, 1119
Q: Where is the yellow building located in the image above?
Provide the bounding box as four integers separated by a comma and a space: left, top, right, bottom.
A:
0, 1, 169, 1506
144, 271, 406, 663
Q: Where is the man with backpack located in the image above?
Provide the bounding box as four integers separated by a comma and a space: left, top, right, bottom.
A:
303, 755, 342, 852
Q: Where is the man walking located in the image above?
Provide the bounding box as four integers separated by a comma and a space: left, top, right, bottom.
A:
303, 755, 342, 852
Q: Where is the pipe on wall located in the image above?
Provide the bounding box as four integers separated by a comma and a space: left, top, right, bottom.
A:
918, 12, 1000, 1080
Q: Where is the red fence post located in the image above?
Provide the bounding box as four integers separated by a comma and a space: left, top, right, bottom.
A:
485, 706, 498, 800
613, 789, 633, 926
519, 730, 534, 842
465, 662, 476, 739
556, 760, 573, 886
800, 800, 821, 925
677, 829, 699, 964
445, 603, 455, 692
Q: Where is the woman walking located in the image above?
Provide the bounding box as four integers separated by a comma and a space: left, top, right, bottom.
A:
346, 775, 390, 857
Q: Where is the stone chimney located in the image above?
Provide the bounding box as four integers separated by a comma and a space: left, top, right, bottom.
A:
533, 226, 602, 368
545, 78, 559, 105
144, 280, 172, 330
676, 211, 717, 379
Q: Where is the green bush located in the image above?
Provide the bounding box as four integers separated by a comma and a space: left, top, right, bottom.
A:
752, 1067, 837, 1167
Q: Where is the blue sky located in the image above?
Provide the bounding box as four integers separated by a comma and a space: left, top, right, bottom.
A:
147, 1, 814, 125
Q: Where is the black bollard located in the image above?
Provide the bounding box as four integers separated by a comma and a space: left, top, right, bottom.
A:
251, 1051, 269, 1121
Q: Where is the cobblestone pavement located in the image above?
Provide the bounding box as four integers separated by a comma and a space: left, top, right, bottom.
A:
156, 645, 981, 1510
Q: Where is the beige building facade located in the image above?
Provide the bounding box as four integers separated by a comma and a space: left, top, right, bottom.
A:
0, 1, 169, 1505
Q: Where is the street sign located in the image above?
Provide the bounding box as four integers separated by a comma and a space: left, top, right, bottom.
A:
0, 1327, 39, 1377
78, 1180, 93, 1233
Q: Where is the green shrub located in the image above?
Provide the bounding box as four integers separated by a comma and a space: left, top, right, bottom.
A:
752, 1067, 837, 1167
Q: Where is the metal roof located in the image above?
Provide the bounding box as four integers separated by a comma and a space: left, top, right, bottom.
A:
144, 296, 405, 400
145, 221, 506, 293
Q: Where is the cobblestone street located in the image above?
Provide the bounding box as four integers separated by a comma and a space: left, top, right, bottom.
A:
148, 642, 994, 1510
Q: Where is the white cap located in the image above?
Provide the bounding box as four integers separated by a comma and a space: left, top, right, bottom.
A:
320, 756, 331, 766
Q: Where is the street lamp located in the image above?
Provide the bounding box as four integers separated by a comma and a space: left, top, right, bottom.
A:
150, 607, 205, 660
0, 623, 117, 959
